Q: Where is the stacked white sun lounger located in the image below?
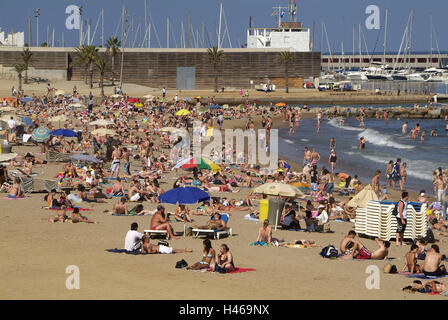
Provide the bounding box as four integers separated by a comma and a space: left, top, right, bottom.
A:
355, 201, 427, 241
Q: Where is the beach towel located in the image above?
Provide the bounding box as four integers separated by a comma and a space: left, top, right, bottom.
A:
405, 274, 446, 280
105, 248, 142, 255
249, 241, 269, 246
279, 242, 319, 249
111, 213, 137, 216
2, 196, 28, 200
226, 268, 256, 274
42, 206, 93, 211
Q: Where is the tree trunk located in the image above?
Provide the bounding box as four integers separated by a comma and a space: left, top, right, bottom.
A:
24, 68, 28, 84
18, 74, 22, 92
214, 64, 218, 92
100, 74, 104, 96
285, 65, 289, 93
89, 64, 93, 89
111, 55, 115, 86
84, 66, 88, 84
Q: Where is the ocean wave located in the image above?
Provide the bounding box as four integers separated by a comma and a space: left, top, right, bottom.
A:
358, 129, 415, 150
300, 139, 310, 142
358, 154, 433, 181
328, 118, 364, 131
283, 139, 294, 144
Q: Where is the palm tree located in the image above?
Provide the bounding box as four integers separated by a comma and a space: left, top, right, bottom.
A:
94, 56, 109, 97
206, 46, 225, 92
21, 48, 33, 84
275, 51, 294, 93
74, 45, 99, 88
106, 37, 121, 86
14, 63, 26, 93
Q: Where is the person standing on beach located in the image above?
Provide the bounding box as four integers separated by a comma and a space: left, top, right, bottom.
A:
386, 160, 394, 188
317, 111, 322, 133
402, 122, 408, 134
110, 146, 122, 178
310, 148, 320, 166
392, 158, 402, 189
396, 191, 409, 247
371, 170, 381, 195
400, 163, 407, 191
330, 137, 336, 150
329, 149, 337, 174
162, 87, 166, 98
303, 147, 312, 167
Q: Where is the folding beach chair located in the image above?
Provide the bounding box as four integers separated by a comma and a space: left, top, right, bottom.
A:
192, 213, 232, 240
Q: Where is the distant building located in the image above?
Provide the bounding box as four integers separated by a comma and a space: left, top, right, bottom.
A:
0, 29, 25, 47
247, 22, 310, 52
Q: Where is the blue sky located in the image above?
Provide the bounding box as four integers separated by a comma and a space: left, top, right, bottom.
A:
0, 0, 446, 53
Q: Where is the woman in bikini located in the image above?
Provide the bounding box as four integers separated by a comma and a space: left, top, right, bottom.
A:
187, 239, 215, 270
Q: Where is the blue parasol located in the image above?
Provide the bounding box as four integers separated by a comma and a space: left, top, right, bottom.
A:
158, 187, 210, 205
50, 129, 78, 137
21, 97, 33, 103
21, 117, 34, 127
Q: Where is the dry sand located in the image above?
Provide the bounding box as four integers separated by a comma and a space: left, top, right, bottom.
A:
0, 80, 447, 300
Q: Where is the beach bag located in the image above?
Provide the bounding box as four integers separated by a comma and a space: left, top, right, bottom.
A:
130, 204, 144, 214
320, 245, 339, 258
175, 259, 188, 269
391, 200, 403, 216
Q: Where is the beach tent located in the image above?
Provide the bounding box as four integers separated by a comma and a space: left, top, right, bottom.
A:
347, 184, 379, 208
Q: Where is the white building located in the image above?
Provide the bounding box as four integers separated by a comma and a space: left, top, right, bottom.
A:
247, 22, 310, 52
0, 29, 25, 47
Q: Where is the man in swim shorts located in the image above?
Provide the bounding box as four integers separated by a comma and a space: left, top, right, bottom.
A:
422, 245, 447, 277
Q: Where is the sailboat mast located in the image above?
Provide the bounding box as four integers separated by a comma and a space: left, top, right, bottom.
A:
383, 8, 388, 66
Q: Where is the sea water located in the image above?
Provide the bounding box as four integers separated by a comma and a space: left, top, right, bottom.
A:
279, 108, 447, 195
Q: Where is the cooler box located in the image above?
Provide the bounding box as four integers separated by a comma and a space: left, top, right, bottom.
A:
268, 198, 286, 227
259, 199, 269, 223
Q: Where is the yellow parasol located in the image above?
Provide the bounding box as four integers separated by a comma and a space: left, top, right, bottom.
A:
175, 109, 190, 116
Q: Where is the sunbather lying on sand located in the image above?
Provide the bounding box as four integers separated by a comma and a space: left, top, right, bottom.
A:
193, 212, 226, 231
340, 231, 389, 260
402, 280, 448, 294
71, 208, 98, 224
140, 235, 192, 254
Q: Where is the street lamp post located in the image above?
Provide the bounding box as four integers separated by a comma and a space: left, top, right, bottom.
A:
119, 8, 129, 90
34, 8, 40, 47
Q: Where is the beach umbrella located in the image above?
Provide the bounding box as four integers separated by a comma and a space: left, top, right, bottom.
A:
143, 94, 154, 99
275, 102, 286, 107
21, 117, 34, 127
157, 97, 168, 103
0, 153, 18, 162
254, 182, 305, 198
21, 97, 33, 103
110, 94, 123, 98
31, 127, 50, 142
51, 129, 77, 137
0, 97, 16, 103
49, 115, 69, 122
198, 106, 209, 114
174, 157, 221, 173
0, 115, 23, 124
209, 104, 221, 109
158, 187, 210, 205
0, 106, 17, 112
183, 97, 193, 102
175, 109, 190, 116
69, 154, 100, 163
237, 104, 245, 109
126, 98, 139, 103
134, 103, 143, 108
54, 89, 65, 96
68, 102, 86, 109
89, 119, 114, 126
347, 184, 378, 208
91, 128, 117, 136
195, 96, 204, 99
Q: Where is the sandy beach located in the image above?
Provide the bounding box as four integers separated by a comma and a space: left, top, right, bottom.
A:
0, 79, 447, 300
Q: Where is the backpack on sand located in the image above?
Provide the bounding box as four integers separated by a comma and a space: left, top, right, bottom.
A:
320, 245, 339, 259
175, 259, 188, 269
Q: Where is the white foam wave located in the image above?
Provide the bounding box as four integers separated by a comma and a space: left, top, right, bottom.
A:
358, 129, 415, 150
359, 154, 433, 181
300, 139, 310, 142
283, 139, 294, 144
328, 118, 364, 131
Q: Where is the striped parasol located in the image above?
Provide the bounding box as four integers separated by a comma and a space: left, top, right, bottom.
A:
174, 157, 221, 172
32, 127, 51, 142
